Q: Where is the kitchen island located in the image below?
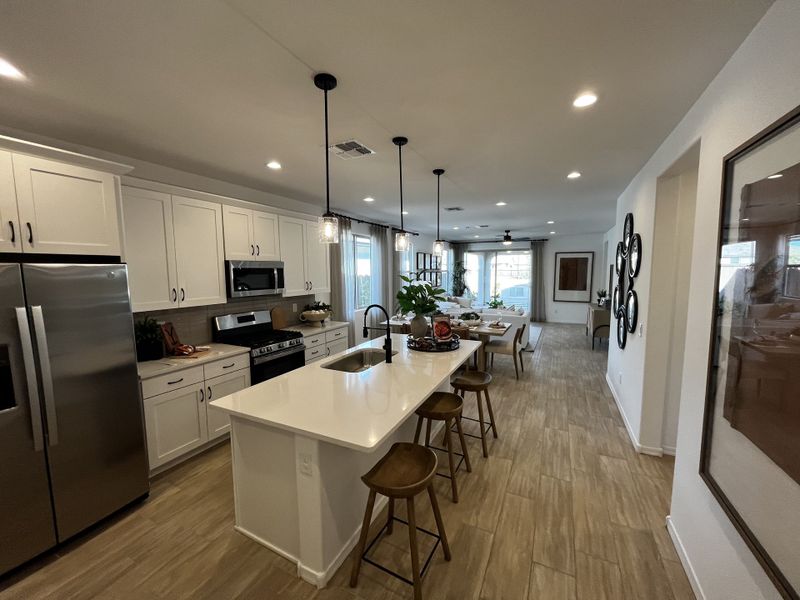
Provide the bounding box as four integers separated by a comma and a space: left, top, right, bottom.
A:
210, 333, 480, 587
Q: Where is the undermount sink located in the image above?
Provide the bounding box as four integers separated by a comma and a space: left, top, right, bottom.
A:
321, 348, 398, 373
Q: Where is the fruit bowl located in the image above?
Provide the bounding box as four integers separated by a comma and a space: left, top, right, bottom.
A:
299, 310, 330, 327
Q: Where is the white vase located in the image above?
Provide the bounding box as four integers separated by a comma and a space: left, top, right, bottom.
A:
409, 314, 428, 338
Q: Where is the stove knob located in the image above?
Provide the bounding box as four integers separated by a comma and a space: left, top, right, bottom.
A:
278, 342, 287, 349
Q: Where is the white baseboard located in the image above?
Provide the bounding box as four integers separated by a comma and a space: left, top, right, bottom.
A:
666, 516, 704, 600
234, 525, 299, 565
662, 444, 677, 456
604, 372, 663, 457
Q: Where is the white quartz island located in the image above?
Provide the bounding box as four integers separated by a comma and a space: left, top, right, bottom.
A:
210, 333, 480, 587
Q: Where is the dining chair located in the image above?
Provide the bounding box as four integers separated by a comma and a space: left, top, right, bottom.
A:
485, 323, 526, 379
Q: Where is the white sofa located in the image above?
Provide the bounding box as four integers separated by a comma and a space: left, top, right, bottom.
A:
437, 300, 532, 349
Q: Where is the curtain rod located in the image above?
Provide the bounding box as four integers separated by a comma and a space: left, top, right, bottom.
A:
448, 238, 548, 245
330, 211, 420, 236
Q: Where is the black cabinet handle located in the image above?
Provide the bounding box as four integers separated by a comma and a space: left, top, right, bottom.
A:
251, 244, 255, 255
200, 388, 204, 402
8, 221, 14, 243
256, 244, 260, 256
167, 377, 184, 385
171, 288, 177, 302
222, 362, 235, 369
310, 281, 313, 290
207, 386, 212, 400
180, 288, 185, 301
26, 222, 32, 244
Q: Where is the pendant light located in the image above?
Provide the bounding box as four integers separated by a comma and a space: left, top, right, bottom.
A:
432, 168, 445, 256
314, 72, 338, 244
393, 136, 411, 251
502, 229, 513, 246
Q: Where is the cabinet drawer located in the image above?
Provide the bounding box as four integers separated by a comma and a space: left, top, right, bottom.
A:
325, 328, 347, 343
203, 353, 249, 380
305, 345, 327, 362
303, 332, 325, 348
141, 366, 203, 399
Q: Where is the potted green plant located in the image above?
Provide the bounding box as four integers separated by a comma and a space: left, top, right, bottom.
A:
487, 294, 505, 309
134, 316, 164, 362
451, 260, 468, 297
596, 289, 608, 306
396, 276, 446, 338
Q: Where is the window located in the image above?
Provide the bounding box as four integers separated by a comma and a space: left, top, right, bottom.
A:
463, 249, 532, 309
785, 235, 800, 297
718, 240, 756, 292
354, 235, 372, 308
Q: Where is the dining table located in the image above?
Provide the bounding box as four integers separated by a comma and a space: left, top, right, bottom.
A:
384, 317, 512, 371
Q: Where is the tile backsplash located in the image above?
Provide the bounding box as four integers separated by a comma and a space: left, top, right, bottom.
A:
135, 295, 316, 346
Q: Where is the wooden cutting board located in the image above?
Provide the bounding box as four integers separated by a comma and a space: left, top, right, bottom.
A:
271, 306, 289, 330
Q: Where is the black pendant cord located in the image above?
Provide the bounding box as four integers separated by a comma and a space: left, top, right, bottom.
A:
436, 172, 440, 240
398, 144, 404, 232
323, 87, 331, 215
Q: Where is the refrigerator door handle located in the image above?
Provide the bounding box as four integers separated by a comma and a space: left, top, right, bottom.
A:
15, 307, 45, 452
31, 305, 58, 446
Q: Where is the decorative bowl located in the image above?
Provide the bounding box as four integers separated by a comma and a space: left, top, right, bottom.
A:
300, 310, 330, 327
461, 318, 481, 327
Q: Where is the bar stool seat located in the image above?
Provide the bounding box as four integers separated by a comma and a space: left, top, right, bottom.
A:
414, 392, 472, 502
450, 370, 498, 458
351, 442, 451, 600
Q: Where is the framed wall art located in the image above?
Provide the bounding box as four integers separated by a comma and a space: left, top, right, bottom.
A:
553, 251, 594, 302
700, 104, 800, 599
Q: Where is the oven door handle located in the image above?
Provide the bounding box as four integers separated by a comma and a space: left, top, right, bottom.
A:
252, 344, 305, 366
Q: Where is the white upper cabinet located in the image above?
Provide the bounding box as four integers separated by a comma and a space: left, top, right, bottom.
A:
252, 210, 280, 261
222, 205, 255, 261
171, 195, 226, 307
121, 187, 178, 312
0, 150, 20, 252
12, 154, 120, 256
278, 215, 331, 297
223, 205, 280, 262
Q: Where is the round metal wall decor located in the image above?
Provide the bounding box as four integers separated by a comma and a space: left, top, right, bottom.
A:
623, 213, 634, 251
625, 289, 638, 333
613, 212, 642, 350
627, 233, 642, 278
612, 285, 620, 313
615, 241, 626, 275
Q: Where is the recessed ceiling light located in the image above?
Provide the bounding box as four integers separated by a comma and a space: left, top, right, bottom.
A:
567, 171, 581, 179
474, 235, 480, 238
496, 202, 507, 206
550, 231, 556, 234
573, 92, 597, 108
767, 173, 783, 179
266, 160, 282, 170
0, 57, 25, 80
402, 210, 409, 215
547, 220, 555, 224
363, 197, 375, 202
452, 226, 459, 230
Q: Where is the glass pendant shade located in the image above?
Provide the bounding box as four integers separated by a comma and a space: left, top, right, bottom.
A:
395, 231, 411, 252
432, 239, 444, 256
319, 214, 338, 243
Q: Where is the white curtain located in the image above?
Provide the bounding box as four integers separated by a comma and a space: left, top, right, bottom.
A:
530, 240, 546, 322
330, 217, 356, 342
369, 224, 392, 332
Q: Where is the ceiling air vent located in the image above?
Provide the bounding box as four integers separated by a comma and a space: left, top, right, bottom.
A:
329, 140, 375, 160
444, 206, 464, 212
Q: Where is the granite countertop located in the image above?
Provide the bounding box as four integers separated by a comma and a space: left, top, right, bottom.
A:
209, 334, 481, 452
283, 320, 349, 336
137, 343, 250, 380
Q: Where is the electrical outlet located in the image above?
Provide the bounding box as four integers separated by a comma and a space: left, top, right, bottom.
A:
618, 371, 622, 385
299, 453, 313, 476
292, 303, 297, 313
638, 323, 644, 337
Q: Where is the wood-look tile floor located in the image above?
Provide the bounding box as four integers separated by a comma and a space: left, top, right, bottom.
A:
0, 324, 694, 600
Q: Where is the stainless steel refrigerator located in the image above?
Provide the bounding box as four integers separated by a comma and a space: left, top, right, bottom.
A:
0, 262, 149, 575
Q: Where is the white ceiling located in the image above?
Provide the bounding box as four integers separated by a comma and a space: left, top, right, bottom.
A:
0, 0, 772, 241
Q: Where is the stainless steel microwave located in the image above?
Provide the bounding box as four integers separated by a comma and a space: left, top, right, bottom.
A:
226, 261, 285, 298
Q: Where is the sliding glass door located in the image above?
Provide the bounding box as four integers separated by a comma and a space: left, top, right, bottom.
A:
463, 249, 532, 309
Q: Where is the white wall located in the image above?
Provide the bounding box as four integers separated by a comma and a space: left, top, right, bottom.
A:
543, 233, 606, 323
607, 2, 799, 598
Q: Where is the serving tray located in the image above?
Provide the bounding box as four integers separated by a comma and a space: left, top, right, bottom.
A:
407, 334, 461, 352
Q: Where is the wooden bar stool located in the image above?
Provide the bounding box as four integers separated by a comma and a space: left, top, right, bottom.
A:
350, 442, 451, 600
450, 370, 498, 458
413, 392, 472, 503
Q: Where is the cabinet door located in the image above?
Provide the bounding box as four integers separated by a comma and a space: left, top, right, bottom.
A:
171, 195, 226, 307
222, 205, 255, 260
121, 187, 178, 312
12, 154, 120, 255
327, 338, 348, 357
304, 221, 330, 294
206, 368, 250, 440
0, 150, 21, 252
143, 384, 208, 470
279, 216, 308, 296
252, 210, 280, 261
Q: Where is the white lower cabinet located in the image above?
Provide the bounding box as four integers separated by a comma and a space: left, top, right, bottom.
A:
302, 325, 349, 365
141, 356, 250, 471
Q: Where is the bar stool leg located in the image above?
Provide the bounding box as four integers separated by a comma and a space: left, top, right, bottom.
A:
455, 415, 472, 472
443, 418, 458, 503
386, 498, 395, 535
406, 497, 422, 600
484, 387, 499, 438
413, 416, 423, 444
350, 489, 377, 587
427, 484, 451, 561
424, 418, 432, 447
475, 391, 489, 458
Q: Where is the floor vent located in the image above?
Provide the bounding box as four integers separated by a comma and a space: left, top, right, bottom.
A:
329, 140, 375, 159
